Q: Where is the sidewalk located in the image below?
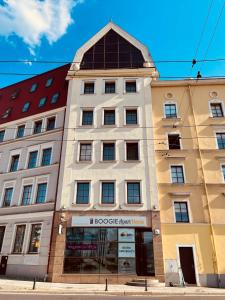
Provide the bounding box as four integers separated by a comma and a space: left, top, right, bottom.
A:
0, 279, 225, 295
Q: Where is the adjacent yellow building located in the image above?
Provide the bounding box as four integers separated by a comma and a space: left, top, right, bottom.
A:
152, 80, 225, 287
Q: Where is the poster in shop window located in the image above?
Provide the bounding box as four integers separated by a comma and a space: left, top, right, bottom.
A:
118, 228, 135, 242
118, 242, 135, 258
118, 258, 136, 274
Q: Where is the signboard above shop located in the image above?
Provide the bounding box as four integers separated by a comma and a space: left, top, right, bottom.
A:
71, 215, 147, 227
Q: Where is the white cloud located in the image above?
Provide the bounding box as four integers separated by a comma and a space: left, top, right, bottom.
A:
0, 0, 82, 52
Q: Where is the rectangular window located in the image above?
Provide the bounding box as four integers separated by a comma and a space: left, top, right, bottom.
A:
216, 133, 225, 149
171, 165, 185, 183
10, 154, 19, 172
103, 143, 115, 161
84, 82, 94, 94
33, 120, 42, 134
125, 81, 136, 93
0, 130, 5, 142
36, 183, 47, 204
2, 188, 13, 207
21, 185, 32, 206
168, 134, 181, 149
105, 81, 115, 94
104, 110, 115, 125
82, 110, 93, 126
165, 104, 177, 118
12, 225, 26, 254
174, 202, 189, 223
76, 182, 90, 204
41, 148, 52, 166
102, 182, 115, 204
127, 182, 141, 204
46, 117, 56, 131
79, 143, 92, 161
0, 226, 5, 252
16, 125, 25, 138
211, 103, 223, 117
28, 224, 42, 253
126, 142, 139, 160
28, 151, 38, 169
126, 109, 137, 125
222, 165, 225, 182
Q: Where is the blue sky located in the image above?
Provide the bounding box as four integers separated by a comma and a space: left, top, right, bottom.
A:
0, 0, 225, 88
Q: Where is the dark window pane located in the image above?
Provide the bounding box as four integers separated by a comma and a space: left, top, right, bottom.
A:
126, 109, 137, 124
76, 182, 89, 204
13, 225, 26, 254
21, 185, 32, 205
51, 93, 59, 104
10, 155, 19, 172
168, 134, 180, 149
126, 143, 139, 160
211, 103, 223, 117
80, 144, 92, 161
38, 97, 47, 108
28, 151, 38, 169
16, 125, 25, 138
105, 82, 115, 94
0, 130, 5, 142
0, 226, 5, 252
127, 182, 141, 204
84, 82, 94, 94
171, 166, 184, 183
2, 188, 13, 207
28, 224, 41, 253
36, 183, 47, 203
22, 102, 30, 112
103, 143, 115, 160
82, 111, 93, 125
174, 202, 189, 223
165, 104, 177, 118
47, 117, 55, 131
222, 165, 225, 182
217, 133, 225, 149
30, 83, 38, 93
102, 182, 115, 204
46, 78, 53, 87
33, 120, 42, 134
104, 110, 115, 125
126, 81, 136, 93
41, 148, 52, 166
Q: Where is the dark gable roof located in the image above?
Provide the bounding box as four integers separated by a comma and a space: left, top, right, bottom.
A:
0, 64, 70, 125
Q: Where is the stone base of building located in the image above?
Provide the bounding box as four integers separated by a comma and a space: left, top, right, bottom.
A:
5, 264, 47, 281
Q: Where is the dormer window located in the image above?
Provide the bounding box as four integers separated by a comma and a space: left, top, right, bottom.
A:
39, 97, 47, 107
22, 102, 30, 112
46, 78, 53, 87
30, 83, 38, 93
51, 93, 59, 104
2, 108, 12, 119
11, 89, 20, 100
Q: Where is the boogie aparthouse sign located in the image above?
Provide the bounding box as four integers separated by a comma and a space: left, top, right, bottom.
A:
71, 215, 147, 227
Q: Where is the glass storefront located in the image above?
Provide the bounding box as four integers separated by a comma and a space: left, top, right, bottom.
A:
64, 227, 154, 275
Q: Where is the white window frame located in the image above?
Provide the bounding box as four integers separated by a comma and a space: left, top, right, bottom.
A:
26, 146, 40, 169
214, 130, 225, 150
10, 223, 27, 255
170, 164, 186, 184
125, 180, 142, 205
0, 180, 16, 207
7, 149, 21, 172
124, 78, 138, 94
14, 124, 26, 139
74, 180, 91, 206
103, 79, 117, 94
221, 164, 225, 183
209, 99, 225, 118
39, 143, 54, 166
102, 107, 116, 126
124, 106, 139, 126
33, 119, 44, 135
164, 101, 179, 118
19, 178, 35, 206
101, 140, 116, 162
45, 114, 57, 131
33, 175, 49, 204
82, 80, 96, 95
77, 141, 93, 162
100, 180, 116, 205
26, 222, 43, 254
172, 199, 192, 223
80, 108, 95, 127
124, 140, 140, 161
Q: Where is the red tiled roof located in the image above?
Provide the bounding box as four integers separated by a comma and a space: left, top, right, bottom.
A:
0, 64, 70, 125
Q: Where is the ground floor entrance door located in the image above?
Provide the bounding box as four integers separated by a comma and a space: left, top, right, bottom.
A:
136, 229, 155, 276
179, 247, 196, 285
0, 256, 8, 275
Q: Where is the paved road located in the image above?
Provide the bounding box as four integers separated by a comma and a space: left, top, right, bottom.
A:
1, 295, 225, 300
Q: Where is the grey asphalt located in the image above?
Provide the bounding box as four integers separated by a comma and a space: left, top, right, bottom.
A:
1, 295, 225, 300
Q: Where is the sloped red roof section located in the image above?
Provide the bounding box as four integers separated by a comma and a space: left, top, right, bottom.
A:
0, 64, 70, 125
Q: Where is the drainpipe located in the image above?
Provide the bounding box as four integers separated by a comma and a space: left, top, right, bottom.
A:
187, 85, 220, 288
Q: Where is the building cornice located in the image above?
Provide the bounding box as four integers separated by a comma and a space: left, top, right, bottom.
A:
152, 78, 225, 87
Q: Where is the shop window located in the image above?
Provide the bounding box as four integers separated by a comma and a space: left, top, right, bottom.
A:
16, 125, 25, 139
51, 93, 59, 104
126, 109, 137, 125
0, 226, 5, 252
21, 185, 33, 206
84, 82, 94, 94
216, 133, 225, 149
10, 154, 19, 172
171, 165, 185, 183
126, 142, 139, 160
127, 182, 141, 204
174, 202, 189, 223
79, 143, 92, 161
41, 148, 52, 166
45, 78, 53, 87
105, 81, 115, 94
38, 97, 47, 108
103, 143, 115, 161
165, 104, 177, 118
125, 81, 136, 93
104, 110, 115, 125
0, 130, 5, 142
33, 120, 43, 134
12, 225, 26, 254
28, 224, 41, 253
30, 83, 38, 93
76, 182, 90, 204
35, 183, 47, 203
82, 110, 93, 125
46, 117, 56, 131
168, 134, 181, 149
101, 182, 115, 204
22, 102, 30, 112
210, 103, 223, 117
2, 187, 13, 207
28, 151, 38, 169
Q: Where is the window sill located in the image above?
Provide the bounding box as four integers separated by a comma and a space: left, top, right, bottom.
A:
123, 92, 138, 95
77, 160, 92, 164
162, 117, 181, 121
98, 203, 116, 207
123, 160, 141, 163
209, 116, 225, 119
123, 124, 139, 127
99, 160, 117, 163
78, 125, 94, 129
101, 125, 116, 128
81, 93, 96, 96
72, 203, 90, 207
102, 92, 117, 95
123, 203, 143, 207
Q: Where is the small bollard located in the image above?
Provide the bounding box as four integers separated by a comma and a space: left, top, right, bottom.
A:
145, 279, 148, 291
33, 277, 36, 290
105, 278, 108, 291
